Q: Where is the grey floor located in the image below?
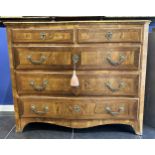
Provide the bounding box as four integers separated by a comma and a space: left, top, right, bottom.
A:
1, 113, 155, 139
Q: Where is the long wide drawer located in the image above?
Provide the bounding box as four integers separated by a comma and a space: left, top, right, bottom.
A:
12, 29, 74, 43
18, 97, 138, 120
16, 71, 139, 97
14, 46, 140, 70
77, 28, 143, 43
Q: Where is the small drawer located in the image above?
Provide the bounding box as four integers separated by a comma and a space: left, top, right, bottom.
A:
16, 71, 139, 97
12, 29, 74, 43
77, 28, 142, 43
18, 97, 138, 120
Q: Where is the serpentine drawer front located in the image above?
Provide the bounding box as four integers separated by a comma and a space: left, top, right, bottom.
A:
18, 97, 138, 120
5, 20, 150, 135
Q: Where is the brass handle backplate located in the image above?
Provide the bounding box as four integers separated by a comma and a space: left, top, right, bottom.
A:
69, 105, 81, 113
105, 81, 126, 92
31, 105, 49, 115
105, 32, 113, 40
29, 79, 48, 91
40, 32, 47, 40
72, 54, 80, 70
106, 53, 127, 66
73, 105, 81, 112
105, 106, 124, 116
27, 55, 47, 65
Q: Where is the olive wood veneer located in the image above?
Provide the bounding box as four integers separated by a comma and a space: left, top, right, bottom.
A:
4, 20, 150, 135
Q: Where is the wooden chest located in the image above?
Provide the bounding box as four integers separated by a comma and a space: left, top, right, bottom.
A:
4, 20, 150, 135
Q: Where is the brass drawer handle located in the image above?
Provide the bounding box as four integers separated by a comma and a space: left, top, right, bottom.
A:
31, 105, 49, 115
106, 53, 127, 66
27, 55, 47, 65
29, 79, 48, 91
40, 32, 47, 40
105, 32, 113, 40
105, 81, 126, 92
105, 106, 124, 116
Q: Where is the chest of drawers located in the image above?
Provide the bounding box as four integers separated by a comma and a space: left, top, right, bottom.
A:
4, 20, 150, 135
